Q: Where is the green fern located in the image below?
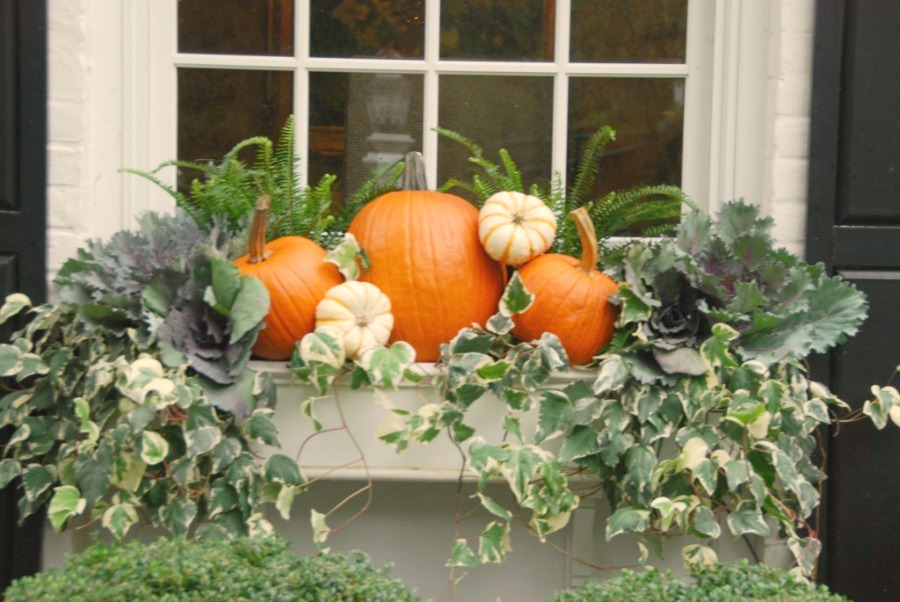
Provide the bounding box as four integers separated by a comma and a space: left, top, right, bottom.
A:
437, 125, 695, 264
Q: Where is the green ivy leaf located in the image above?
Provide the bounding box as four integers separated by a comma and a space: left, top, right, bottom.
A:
536, 390, 572, 443
559, 425, 601, 463
692, 459, 718, 495
22, 465, 54, 502
160, 497, 198, 535
264, 454, 304, 486
0, 459, 22, 489
447, 539, 478, 567
788, 535, 822, 577
0, 344, 22, 377
626, 445, 657, 490
48, 485, 86, 532
245, 409, 280, 447
690, 505, 720, 539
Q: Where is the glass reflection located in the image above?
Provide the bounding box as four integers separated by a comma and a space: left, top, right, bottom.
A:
571, 0, 687, 64
177, 69, 293, 190
178, 0, 294, 56
311, 0, 425, 59
441, 0, 553, 61
568, 77, 684, 200
438, 75, 553, 191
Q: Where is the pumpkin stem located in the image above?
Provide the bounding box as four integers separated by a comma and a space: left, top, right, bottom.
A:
572, 207, 598, 272
401, 151, 429, 191
248, 195, 273, 264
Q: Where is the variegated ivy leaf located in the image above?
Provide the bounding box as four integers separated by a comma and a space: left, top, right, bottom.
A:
726, 500, 770, 537
0, 458, 22, 489
140, 431, 170, 465
276, 485, 296, 520
700, 323, 740, 369
0, 293, 31, 324
311, 508, 330, 544
682, 544, 718, 569
160, 497, 198, 536
264, 454, 304, 486
111, 453, 146, 493
48, 486, 86, 532
864, 385, 900, 430
102, 503, 138, 539
478, 521, 511, 564
447, 539, 478, 567
294, 331, 345, 394
325, 233, 369, 281
651, 496, 688, 532
499, 445, 546, 502
0, 344, 23, 377
692, 459, 718, 496
593, 355, 630, 396
356, 341, 415, 390
606, 507, 650, 540
678, 437, 709, 471
498, 271, 534, 317
788, 535, 822, 576
690, 505, 721, 539
185, 425, 223, 457
536, 390, 572, 443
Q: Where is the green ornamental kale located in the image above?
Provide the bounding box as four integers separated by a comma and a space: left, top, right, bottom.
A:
54, 211, 270, 415
610, 200, 868, 375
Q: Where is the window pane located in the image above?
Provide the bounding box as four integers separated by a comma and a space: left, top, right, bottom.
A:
310, 0, 425, 59
441, 0, 554, 61
438, 75, 553, 190
568, 78, 683, 196
178, 0, 294, 56
177, 69, 293, 188
570, 0, 687, 63
308, 72, 424, 201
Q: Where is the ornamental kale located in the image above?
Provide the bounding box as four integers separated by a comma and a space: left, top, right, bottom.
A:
610, 200, 868, 376
54, 211, 270, 415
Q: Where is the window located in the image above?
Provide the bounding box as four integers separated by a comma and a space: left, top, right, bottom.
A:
120, 1, 762, 224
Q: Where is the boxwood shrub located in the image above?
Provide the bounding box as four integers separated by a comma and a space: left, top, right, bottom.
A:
549, 560, 848, 602
4, 535, 425, 601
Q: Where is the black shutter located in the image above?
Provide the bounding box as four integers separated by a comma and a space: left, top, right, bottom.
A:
807, 1, 900, 600
0, 0, 48, 593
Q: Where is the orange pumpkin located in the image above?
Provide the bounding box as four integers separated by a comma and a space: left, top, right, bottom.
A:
512, 207, 619, 366
234, 196, 343, 360
348, 152, 505, 362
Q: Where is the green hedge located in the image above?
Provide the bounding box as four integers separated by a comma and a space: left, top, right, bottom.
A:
549, 561, 848, 602
4, 535, 425, 602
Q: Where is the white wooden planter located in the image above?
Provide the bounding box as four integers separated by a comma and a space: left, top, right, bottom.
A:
42, 362, 788, 602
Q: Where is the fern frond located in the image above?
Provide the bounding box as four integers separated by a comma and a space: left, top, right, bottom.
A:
567, 125, 616, 211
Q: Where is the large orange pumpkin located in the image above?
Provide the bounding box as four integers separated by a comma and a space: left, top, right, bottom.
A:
234, 196, 343, 360
512, 207, 619, 366
348, 152, 505, 362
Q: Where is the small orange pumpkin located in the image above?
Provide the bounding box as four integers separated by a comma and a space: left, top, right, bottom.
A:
234, 196, 343, 360
348, 152, 505, 362
512, 207, 619, 366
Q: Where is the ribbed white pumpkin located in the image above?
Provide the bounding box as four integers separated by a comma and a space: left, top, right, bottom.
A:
478, 191, 557, 266
315, 281, 394, 359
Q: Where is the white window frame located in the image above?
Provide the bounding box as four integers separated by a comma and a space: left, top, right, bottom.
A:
91, 0, 770, 236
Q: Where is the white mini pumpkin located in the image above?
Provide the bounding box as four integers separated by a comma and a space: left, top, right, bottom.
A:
478, 191, 557, 266
315, 281, 394, 359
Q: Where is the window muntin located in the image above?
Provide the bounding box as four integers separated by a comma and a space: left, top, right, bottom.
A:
158, 1, 711, 213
